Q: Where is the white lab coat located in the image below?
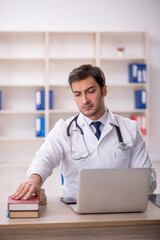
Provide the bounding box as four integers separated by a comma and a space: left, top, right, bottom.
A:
27, 109, 157, 196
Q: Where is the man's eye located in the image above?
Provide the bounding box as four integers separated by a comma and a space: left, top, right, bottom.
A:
88, 90, 95, 94
74, 93, 80, 97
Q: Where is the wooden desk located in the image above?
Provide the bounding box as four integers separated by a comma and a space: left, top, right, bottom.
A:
0, 196, 160, 240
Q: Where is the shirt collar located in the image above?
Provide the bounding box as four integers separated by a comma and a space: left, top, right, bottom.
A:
82, 108, 108, 126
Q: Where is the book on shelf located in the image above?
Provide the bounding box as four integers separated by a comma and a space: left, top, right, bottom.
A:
36, 116, 45, 137
131, 115, 146, 136
129, 63, 146, 83
7, 195, 40, 219
0, 90, 1, 110
135, 89, 146, 109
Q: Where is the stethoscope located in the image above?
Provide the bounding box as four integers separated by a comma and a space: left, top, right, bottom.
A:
67, 114, 129, 160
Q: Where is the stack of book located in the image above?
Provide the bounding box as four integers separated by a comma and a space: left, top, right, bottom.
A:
7, 195, 40, 219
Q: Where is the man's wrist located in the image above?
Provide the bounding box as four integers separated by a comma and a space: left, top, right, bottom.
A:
29, 174, 42, 186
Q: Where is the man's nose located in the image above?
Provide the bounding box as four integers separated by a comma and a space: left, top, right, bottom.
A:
81, 93, 89, 104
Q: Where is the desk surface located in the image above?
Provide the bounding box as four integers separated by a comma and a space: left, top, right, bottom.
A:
1, 196, 160, 230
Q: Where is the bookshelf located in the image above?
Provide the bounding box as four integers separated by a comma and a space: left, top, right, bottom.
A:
0, 31, 149, 162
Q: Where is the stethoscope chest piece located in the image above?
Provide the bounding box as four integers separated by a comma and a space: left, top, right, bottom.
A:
119, 142, 129, 151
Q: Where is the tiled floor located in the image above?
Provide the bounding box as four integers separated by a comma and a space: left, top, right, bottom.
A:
1, 161, 160, 199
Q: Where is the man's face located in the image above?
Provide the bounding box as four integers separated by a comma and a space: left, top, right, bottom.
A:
72, 76, 107, 120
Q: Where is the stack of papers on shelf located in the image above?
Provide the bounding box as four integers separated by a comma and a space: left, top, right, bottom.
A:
7, 195, 40, 219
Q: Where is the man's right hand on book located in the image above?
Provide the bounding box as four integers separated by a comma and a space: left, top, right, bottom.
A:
11, 174, 43, 203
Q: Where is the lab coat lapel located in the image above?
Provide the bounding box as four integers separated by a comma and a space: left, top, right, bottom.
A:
100, 110, 118, 141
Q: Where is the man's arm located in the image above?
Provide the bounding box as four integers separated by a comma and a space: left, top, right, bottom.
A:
11, 174, 43, 203
129, 125, 157, 193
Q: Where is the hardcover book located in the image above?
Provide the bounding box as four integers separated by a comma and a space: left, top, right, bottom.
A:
8, 195, 39, 211
8, 210, 39, 219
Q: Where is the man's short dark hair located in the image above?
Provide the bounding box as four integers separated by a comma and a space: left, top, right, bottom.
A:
68, 64, 106, 90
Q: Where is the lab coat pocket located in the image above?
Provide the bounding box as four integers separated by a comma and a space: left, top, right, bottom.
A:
114, 146, 132, 167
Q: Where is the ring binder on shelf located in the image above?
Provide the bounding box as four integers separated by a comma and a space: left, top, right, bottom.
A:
36, 116, 45, 137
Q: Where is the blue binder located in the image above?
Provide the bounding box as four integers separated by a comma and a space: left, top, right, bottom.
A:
135, 90, 146, 109
0, 90, 1, 110
36, 90, 45, 110
129, 64, 138, 83
49, 90, 53, 109
129, 64, 146, 83
36, 116, 45, 137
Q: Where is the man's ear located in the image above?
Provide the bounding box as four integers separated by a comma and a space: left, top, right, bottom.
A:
102, 85, 107, 97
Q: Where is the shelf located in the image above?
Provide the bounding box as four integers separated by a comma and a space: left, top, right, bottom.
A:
108, 83, 146, 87
100, 57, 146, 62
0, 110, 45, 115
0, 84, 44, 87
0, 60, 45, 86
112, 109, 147, 113
0, 58, 45, 61
0, 136, 45, 141
49, 109, 78, 114
0, 32, 45, 59
49, 57, 95, 61
0, 31, 149, 161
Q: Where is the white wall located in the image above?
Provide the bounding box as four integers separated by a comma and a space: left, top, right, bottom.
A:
0, 0, 160, 161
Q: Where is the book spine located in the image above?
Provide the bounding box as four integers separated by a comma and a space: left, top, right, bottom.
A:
49, 90, 53, 110
36, 116, 45, 137
36, 90, 45, 110
0, 90, 1, 110
135, 90, 146, 109
8, 211, 39, 219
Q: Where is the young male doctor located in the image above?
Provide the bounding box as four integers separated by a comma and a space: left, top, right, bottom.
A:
12, 64, 157, 203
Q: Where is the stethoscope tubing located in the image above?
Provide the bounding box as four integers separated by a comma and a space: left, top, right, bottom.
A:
67, 114, 129, 154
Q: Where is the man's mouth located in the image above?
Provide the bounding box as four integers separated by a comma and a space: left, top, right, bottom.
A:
82, 104, 93, 110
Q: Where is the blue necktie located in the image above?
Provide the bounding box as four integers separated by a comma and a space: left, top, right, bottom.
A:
91, 121, 101, 140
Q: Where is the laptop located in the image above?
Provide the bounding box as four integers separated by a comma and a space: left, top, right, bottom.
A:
69, 168, 151, 214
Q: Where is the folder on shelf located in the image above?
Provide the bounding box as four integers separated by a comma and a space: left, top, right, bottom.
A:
129, 63, 146, 83
49, 90, 53, 109
131, 115, 146, 136
36, 90, 45, 110
0, 90, 1, 110
36, 116, 45, 137
135, 90, 146, 109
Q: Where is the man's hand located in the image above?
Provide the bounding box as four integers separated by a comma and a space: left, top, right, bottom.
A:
11, 174, 43, 203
